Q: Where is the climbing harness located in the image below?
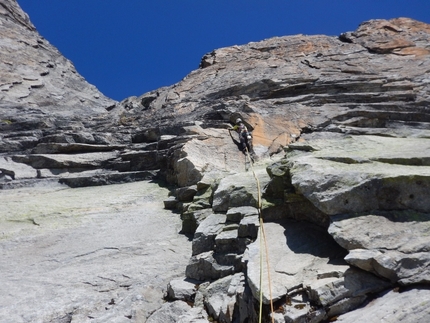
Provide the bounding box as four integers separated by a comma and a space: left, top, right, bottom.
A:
244, 147, 275, 323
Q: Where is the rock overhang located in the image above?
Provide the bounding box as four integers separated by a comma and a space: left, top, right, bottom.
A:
286, 135, 430, 216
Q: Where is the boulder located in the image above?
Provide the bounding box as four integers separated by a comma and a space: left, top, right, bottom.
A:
192, 213, 226, 256
329, 212, 430, 285
335, 286, 430, 323
164, 196, 179, 210
173, 185, 198, 202
203, 273, 246, 323
307, 268, 391, 309
181, 208, 213, 234
212, 168, 270, 212
238, 213, 259, 239
191, 185, 213, 209
173, 131, 245, 187
274, 299, 326, 323
215, 228, 248, 254
186, 251, 235, 281
196, 170, 223, 190
226, 206, 259, 223
223, 206, 261, 239
166, 278, 198, 302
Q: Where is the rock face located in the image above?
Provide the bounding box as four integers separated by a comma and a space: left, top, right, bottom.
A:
149, 17, 430, 323
1, 0, 430, 321
0, 0, 130, 188
0, 0, 115, 147
0, 181, 192, 323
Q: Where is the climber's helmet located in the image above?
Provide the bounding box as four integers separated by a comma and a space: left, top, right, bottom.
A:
235, 118, 242, 124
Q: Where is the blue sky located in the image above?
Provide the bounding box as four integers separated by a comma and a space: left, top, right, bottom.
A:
17, 0, 430, 102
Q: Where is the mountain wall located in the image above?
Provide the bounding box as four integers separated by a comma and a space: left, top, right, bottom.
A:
154, 18, 430, 321
1, 0, 430, 322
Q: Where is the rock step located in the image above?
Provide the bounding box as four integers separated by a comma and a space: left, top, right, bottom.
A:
59, 170, 158, 188
1, 169, 157, 189
118, 150, 159, 171
215, 228, 249, 254
0, 177, 62, 190
186, 206, 261, 281
12, 152, 119, 169
2, 141, 167, 189
32, 143, 126, 154
185, 251, 236, 281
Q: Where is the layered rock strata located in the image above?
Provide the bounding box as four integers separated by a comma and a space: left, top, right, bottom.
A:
1, 1, 430, 321
156, 17, 430, 323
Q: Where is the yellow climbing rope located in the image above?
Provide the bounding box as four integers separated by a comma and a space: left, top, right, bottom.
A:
244, 149, 275, 323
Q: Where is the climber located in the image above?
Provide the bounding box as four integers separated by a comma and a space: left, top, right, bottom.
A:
228, 118, 252, 153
